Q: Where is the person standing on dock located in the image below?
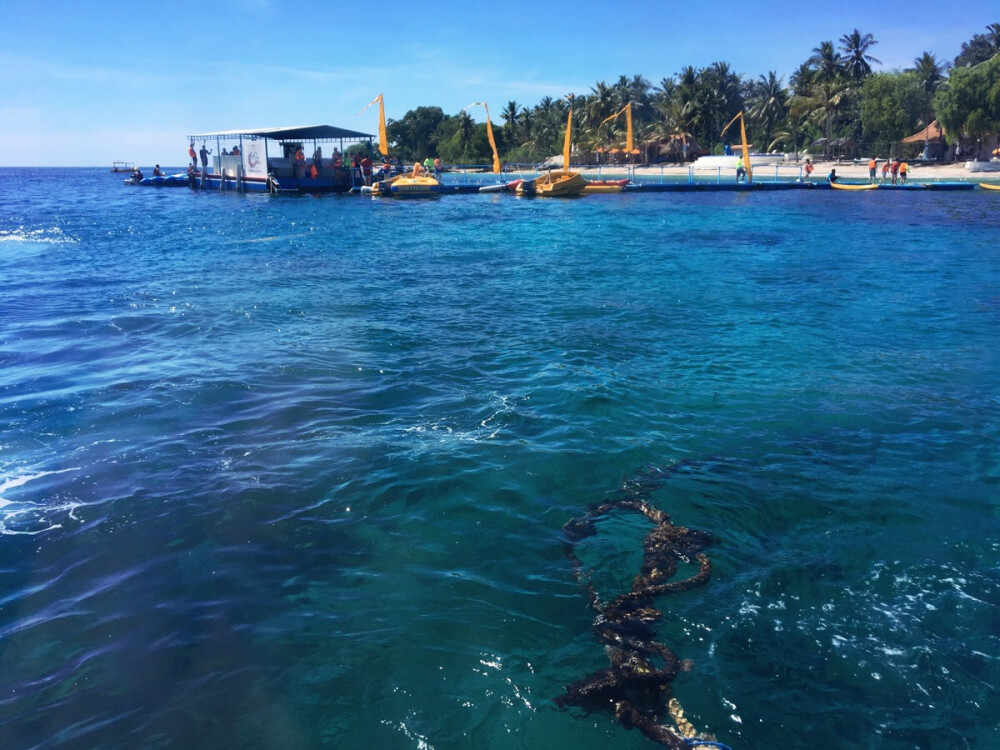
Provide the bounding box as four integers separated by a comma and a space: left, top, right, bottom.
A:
890, 158, 900, 185
868, 156, 877, 184
899, 160, 908, 184
360, 154, 373, 186
736, 156, 746, 183
199, 144, 211, 171
880, 160, 890, 185
801, 158, 814, 182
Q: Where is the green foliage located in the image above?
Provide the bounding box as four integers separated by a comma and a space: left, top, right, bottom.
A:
380, 21, 996, 165
933, 55, 1000, 145
860, 72, 931, 155
386, 106, 449, 162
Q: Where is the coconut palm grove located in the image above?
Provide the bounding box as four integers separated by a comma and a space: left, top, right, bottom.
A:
384, 22, 1000, 165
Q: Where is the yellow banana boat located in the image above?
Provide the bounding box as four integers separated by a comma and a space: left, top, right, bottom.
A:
830, 182, 879, 191
581, 178, 629, 194
979, 182, 1000, 191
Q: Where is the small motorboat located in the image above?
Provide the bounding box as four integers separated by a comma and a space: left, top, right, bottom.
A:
516, 170, 586, 197
517, 103, 586, 197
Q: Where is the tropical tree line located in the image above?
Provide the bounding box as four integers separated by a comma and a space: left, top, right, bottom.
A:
383, 22, 1000, 165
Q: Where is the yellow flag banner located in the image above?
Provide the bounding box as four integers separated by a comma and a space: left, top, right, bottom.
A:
483, 104, 500, 174
563, 108, 573, 169
464, 102, 502, 174
738, 112, 751, 181
625, 102, 633, 153
357, 94, 389, 156
377, 96, 388, 156
721, 111, 752, 181
599, 104, 633, 152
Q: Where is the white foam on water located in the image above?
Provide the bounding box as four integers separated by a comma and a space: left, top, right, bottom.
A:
0, 468, 81, 535
0, 226, 77, 245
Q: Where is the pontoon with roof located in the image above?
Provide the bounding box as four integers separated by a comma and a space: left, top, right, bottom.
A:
184, 125, 376, 193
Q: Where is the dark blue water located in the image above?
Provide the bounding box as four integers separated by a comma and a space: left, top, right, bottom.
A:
1, 168, 998, 749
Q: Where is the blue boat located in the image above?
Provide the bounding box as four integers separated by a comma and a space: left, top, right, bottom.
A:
184, 125, 376, 194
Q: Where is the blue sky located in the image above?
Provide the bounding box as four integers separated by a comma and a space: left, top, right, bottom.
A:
0, 0, 996, 166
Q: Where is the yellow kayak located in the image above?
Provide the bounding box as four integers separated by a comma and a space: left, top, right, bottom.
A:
830, 182, 879, 191
979, 182, 1000, 191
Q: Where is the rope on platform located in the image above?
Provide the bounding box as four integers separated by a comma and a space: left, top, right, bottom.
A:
556, 462, 728, 749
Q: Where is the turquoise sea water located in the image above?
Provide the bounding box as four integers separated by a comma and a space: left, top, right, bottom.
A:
1, 168, 998, 749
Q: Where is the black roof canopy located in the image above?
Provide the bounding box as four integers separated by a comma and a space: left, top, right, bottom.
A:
187, 125, 374, 142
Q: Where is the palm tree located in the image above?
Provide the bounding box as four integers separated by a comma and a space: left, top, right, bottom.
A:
804, 77, 850, 146
953, 23, 1000, 67
587, 81, 615, 129
789, 62, 813, 97
839, 29, 881, 81
909, 52, 948, 94
809, 41, 845, 84
455, 110, 475, 159
748, 71, 788, 151
769, 98, 812, 162
501, 101, 520, 141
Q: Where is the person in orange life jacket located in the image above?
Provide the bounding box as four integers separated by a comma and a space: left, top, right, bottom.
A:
868, 157, 877, 184
187, 142, 197, 167
801, 158, 814, 181
880, 160, 890, 184
899, 160, 908, 183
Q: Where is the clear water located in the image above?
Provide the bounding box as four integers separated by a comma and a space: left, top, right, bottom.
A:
1, 168, 998, 749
